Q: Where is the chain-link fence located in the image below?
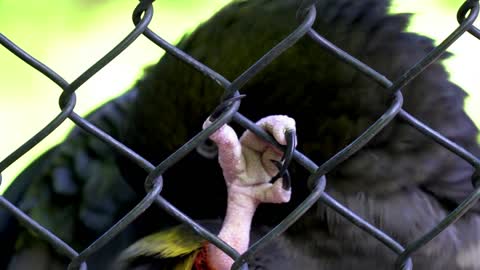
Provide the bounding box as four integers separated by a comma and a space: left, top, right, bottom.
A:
1, 0, 480, 269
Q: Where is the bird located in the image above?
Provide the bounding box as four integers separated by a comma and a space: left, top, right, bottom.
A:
1, 0, 480, 269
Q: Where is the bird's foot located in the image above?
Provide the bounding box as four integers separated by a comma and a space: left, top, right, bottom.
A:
202, 115, 296, 270
203, 115, 296, 206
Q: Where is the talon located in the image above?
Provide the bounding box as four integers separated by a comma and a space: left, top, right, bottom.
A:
281, 129, 296, 163
270, 159, 291, 190
268, 128, 296, 188
282, 170, 291, 190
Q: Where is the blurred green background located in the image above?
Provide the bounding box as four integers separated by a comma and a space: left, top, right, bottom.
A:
0, 0, 478, 193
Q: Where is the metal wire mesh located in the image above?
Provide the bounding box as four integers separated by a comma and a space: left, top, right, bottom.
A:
1, 0, 480, 269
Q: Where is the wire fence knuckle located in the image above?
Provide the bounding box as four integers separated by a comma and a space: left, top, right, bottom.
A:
1, 0, 480, 268
458, 0, 480, 39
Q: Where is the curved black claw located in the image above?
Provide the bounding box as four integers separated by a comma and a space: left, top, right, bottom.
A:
282, 129, 296, 166
269, 128, 296, 184
208, 94, 246, 121
270, 160, 291, 190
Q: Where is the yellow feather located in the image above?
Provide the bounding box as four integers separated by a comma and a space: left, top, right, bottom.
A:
174, 250, 201, 270
117, 225, 205, 265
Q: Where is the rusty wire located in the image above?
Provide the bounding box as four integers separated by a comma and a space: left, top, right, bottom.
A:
1, 0, 480, 269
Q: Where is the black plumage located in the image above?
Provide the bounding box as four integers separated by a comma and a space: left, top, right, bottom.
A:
2, 0, 480, 269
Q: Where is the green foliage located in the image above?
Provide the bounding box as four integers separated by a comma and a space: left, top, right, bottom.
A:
0, 0, 230, 192
390, 0, 480, 139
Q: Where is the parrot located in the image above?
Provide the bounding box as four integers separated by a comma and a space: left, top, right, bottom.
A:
1, 0, 480, 269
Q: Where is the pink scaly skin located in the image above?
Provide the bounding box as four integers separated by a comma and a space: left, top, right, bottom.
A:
202, 115, 296, 270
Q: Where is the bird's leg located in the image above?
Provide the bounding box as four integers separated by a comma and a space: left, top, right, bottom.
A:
202, 115, 296, 270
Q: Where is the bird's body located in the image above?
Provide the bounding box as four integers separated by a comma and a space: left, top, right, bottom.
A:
2, 0, 480, 269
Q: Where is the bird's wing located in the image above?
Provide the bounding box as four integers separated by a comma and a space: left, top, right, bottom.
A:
0, 89, 140, 269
